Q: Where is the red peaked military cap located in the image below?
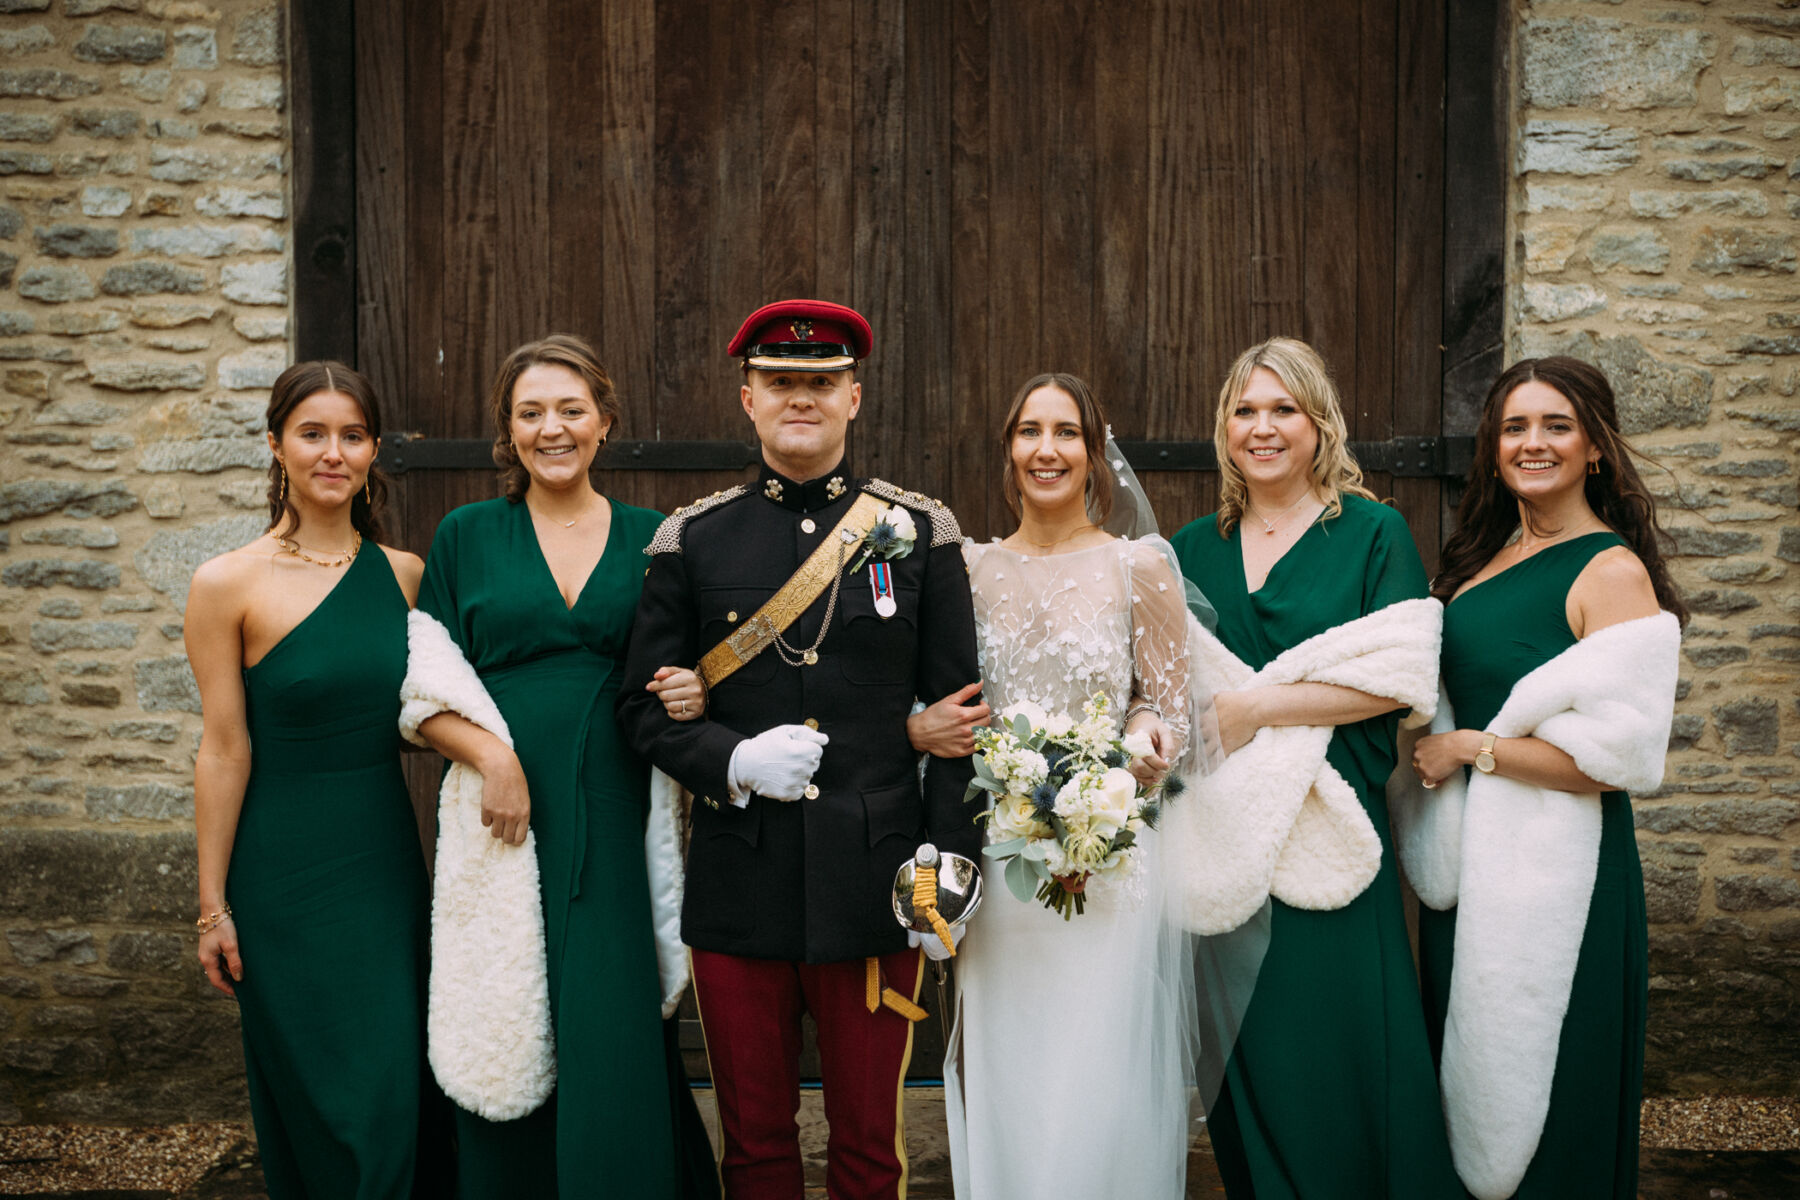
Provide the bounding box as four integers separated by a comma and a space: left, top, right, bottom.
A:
727, 299, 873, 371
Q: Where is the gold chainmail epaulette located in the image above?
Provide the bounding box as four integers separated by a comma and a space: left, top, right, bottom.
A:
861, 479, 962, 547
644, 484, 750, 556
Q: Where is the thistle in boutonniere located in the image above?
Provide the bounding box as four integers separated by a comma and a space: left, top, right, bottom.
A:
851, 503, 917, 572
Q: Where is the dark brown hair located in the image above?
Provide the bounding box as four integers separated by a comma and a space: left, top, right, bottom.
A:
265, 360, 388, 542
1433, 356, 1687, 623
1000, 373, 1113, 524
488, 334, 622, 501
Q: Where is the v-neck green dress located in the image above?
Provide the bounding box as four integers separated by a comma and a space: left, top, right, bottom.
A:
233, 546, 432, 1199
419, 496, 709, 1200
1171, 495, 1463, 1199
1418, 532, 1647, 1199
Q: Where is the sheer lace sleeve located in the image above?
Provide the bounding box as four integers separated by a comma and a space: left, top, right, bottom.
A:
1127, 539, 1192, 754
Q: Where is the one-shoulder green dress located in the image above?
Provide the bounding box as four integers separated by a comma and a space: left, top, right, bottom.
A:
419, 496, 712, 1200
232, 546, 432, 1199
1419, 532, 1647, 1198
1171, 495, 1463, 1199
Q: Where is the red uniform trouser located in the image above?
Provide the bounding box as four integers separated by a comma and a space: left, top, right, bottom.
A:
691, 947, 923, 1200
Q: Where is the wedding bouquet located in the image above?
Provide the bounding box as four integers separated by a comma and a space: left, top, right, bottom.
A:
965, 692, 1175, 919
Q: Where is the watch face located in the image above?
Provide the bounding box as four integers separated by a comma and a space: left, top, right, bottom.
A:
1475, 751, 1496, 774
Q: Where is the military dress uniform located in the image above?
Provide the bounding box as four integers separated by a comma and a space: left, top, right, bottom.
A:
617, 303, 980, 1200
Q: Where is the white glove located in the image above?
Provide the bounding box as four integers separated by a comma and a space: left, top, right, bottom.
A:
726, 725, 829, 804
908, 924, 966, 962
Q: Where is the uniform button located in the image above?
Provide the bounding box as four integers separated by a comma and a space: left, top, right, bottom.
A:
804, 717, 819, 730
801, 518, 816, 534
803, 784, 819, 800
727, 610, 738, 622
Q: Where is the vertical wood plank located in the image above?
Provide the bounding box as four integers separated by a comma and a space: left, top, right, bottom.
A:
1395, 0, 1447, 566
986, 4, 1042, 447
904, 0, 955, 500
1038, 0, 1094, 382
1093, 0, 1148, 438
494, 0, 550, 353
355, 0, 408, 545
1299, 0, 1361, 415
599, 0, 657, 440
949, 0, 994, 538
1250, 0, 1303, 342
814, 0, 855, 304
1353, 0, 1398, 444
441, 0, 498, 439
761, 0, 819, 301
400, 0, 446, 559
547, 0, 610, 356
851, 0, 907, 482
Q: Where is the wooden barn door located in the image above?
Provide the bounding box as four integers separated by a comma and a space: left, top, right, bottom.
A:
332, 0, 1471, 1082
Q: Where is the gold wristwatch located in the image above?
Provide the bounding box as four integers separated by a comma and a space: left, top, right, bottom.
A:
1474, 731, 1498, 774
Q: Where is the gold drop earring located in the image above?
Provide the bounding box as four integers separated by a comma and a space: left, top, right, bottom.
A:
278, 461, 288, 504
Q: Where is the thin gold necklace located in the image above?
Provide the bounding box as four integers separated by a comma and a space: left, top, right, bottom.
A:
529, 494, 597, 529
275, 531, 361, 567
1017, 522, 1098, 552
1517, 514, 1598, 556
1247, 493, 1314, 535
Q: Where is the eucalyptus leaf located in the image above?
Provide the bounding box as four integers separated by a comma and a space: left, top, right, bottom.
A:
1004, 854, 1035, 902
982, 837, 1027, 858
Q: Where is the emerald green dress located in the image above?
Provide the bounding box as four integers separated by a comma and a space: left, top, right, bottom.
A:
419, 496, 711, 1200
1171, 495, 1463, 1199
1418, 532, 1647, 1199
232, 546, 432, 1199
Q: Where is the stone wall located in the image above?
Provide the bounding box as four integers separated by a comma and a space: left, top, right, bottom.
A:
0, 0, 287, 1124
1513, 1, 1800, 1093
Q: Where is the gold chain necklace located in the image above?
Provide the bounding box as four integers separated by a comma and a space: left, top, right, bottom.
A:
1017, 522, 1098, 552
1247, 494, 1313, 535
275, 531, 362, 567
528, 494, 597, 529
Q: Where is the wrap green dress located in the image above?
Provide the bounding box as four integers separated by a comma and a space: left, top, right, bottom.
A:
419, 495, 711, 1200
1172, 495, 1463, 1199
232, 545, 432, 1199
1418, 532, 1647, 1199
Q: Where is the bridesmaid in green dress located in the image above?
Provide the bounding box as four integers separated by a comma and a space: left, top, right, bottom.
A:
1169, 337, 1462, 1198
1411, 357, 1686, 1198
189, 361, 436, 1198
414, 335, 713, 1199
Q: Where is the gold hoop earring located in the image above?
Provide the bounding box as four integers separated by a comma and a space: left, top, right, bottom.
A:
1588, 459, 1600, 475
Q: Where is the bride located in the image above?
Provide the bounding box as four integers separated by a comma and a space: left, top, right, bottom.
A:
908, 373, 1230, 1199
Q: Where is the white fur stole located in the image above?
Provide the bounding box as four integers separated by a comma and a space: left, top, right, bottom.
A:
1163, 597, 1443, 935
1389, 611, 1678, 1200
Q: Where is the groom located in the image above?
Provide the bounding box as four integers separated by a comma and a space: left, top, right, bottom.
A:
618, 299, 980, 1199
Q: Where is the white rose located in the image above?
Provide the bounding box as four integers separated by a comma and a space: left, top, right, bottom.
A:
1002, 700, 1048, 731
1121, 729, 1155, 759
1088, 767, 1138, 838
1042, 711, 1075, 737
887, 505, 917, 543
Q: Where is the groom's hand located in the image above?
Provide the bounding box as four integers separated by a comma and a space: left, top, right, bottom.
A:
727, 724, 829, 804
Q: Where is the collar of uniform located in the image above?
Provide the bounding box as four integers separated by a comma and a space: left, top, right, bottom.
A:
756, 458, 853, 513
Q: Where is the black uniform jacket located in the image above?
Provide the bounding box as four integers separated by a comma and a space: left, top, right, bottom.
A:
618, 460, 982, 963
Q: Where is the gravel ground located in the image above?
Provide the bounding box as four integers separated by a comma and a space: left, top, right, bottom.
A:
2, 1096, 1797, 1196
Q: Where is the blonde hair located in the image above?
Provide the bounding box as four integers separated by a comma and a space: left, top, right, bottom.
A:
1213, 336, 1375, 538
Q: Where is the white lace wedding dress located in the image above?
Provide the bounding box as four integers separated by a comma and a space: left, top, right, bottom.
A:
945, 536, 1197, 1200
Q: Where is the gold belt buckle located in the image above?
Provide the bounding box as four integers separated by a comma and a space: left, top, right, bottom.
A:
727, 614, 774, 662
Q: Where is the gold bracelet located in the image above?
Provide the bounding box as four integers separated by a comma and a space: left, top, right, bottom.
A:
195, 904, 233, 935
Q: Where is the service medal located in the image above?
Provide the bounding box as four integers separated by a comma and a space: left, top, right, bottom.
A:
870, 561, 897, 619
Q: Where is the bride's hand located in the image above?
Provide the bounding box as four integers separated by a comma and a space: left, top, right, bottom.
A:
906, 681, 989, 757
1124, 709, 1172, 786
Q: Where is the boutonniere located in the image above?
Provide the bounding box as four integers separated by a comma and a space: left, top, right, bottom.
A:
851, 503, 917, 572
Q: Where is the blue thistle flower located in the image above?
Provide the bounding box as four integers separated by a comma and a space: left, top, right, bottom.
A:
1030, 780, 1059, 817
1162, 771, 1188, 799
1102, 748, 1128, 769
866, 521, 900, 557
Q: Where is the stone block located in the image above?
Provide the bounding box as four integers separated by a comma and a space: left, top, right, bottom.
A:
194, 186, 283, 219
142, 331, 207, 353
77, 184, 128, 218
32, 1006, 100, 1031
0, 149, 52, 174
1, 560, 119, 589
1589, 228, 1670, 273
1694, 227, 1799, 275
1779, 527, 1800, 564
139, 189, 179, 216
22, 527, 119, 549
148, 146, 282, 183
1520, 18, 1713, 110
4, 928, 96, 966
1724, 76, 1800, 116
95, 593, 150, 612
1716, 872, 1800, 912
215, 478, 264, 509
1667, 526, 1761, 557
0, 828, 196, 921
1716, 698, 1781, 757
1522, 225, 1582, 275
1687, 588, 1761, 616
1628, 189, 1769, 219
1685, 645, 1750, 669
133, 513, 262, 611
66, 0, 144, 11
220, 259, 285, 305
1697, 459, 1791, 478
1517, 120, 1640, 176
89, 361, 204, 391
32, 223, 116, 258
117, 65, 167, 102
1669, 713, 1705, 751
85, 782, 191, 822
1636, 798, 1800, 837
0, 0, 49, 8
136, 436, 268, 473
130, 223, 282, 258
105, 931, 182, 974
171, 24, 214, 70
1640, 839, 1704, 924
231, 313, 284, 341
106, 719, 176, 742
72, 24, 164, 64
0, 665, 52, 706
50, 971, 126, 998
0, 113, 56, 142
17, 265, 95, 303
128, 301, 215, 328
201, 117, 281, 140
1, 1035, 106, 1074
1616, 300, 1706, 325
29, 620, 136, 653
1663, 155, 1785, 182
218, 345, 284, 390
99, 261, 205, 296
1524, 182, 1614, 213
216, 76, 281, 111
0, 67, 100, 100
175, 79, 205, 112
37, 308, 119, 332
68, 107, 136, 140
1735, 36, 1800, 69
59, 682, 116, 707
0, 479, 137, 520
131, 654, 196, 713
1519, 281, 1606, 322
0, 25, 54, 55
230, 6, 279, 66
142, 481, 180, 519
0, 311, 30, 336
1729, 406, 1800, 432
145, 117, 196, 141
